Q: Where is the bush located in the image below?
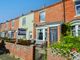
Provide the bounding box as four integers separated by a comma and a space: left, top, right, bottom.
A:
51, 36, 80, 57
17, 39, 31, 46
0, 37, 16, 43
10, 38, 16, 43
61, 23, 71, 36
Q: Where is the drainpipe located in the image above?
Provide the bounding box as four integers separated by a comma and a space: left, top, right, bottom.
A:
62, 0, 66, 23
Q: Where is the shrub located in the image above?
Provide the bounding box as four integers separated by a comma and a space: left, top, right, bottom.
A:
51, 36, 80, 57
61, 23, 71, 36
10, 38, 16, 43
17, 39, 31, 46
0, 37, 16, 43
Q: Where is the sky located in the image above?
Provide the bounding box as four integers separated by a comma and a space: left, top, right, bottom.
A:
0, 0, 61, 23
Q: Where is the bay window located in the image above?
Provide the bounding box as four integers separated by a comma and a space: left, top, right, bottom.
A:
72, 26, 76, 36
72, 25, 80, 36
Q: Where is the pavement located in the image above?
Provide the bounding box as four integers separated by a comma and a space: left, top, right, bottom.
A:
0, 54, 20, 60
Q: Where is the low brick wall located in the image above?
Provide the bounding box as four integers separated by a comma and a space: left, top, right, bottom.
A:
5, 42, 35, 60
47, 48, 66, 60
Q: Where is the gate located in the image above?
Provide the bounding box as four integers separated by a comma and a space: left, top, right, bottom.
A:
35, 43, 47, 60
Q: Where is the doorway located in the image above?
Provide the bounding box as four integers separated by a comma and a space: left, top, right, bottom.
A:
50, 27, 58, 43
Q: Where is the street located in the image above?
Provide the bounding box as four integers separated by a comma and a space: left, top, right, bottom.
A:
0, 54, 19, 60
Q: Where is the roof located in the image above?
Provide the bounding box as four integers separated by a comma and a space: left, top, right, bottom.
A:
34, 1, 62, 12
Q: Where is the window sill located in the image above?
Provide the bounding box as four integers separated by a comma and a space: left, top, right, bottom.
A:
74, 15, 80, 17
40, 21, 46, 23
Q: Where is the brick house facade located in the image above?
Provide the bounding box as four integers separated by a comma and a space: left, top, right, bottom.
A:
0, 18, 19, 39
33, 0, 80, 45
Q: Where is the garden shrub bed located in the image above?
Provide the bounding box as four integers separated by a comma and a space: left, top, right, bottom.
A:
51, 36, 80, 60
0, 37, 35, 45
0, 37, 16, 43
17, 39, 31, 46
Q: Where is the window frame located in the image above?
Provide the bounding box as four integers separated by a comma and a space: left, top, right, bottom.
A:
22, 17, 26, 26
74, 0, 80, 16
39, 11, 46, 22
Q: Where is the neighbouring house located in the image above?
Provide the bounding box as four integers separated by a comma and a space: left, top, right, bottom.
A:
19, 12, 34, 40
0, 17, 19, 39
33, 0, 80, 45
7, 18, 19, 39
0, 23, 6, 37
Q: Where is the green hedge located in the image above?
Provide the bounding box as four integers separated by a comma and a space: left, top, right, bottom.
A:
0, 37, 35, 45
0, 37, 16, 43
17, 39, 31, 46
51, 36, 80, 57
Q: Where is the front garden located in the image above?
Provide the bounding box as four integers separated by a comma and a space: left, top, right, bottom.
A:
50, 23, 80, 60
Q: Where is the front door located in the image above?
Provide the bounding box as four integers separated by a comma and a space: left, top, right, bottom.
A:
50, 27, 58, 43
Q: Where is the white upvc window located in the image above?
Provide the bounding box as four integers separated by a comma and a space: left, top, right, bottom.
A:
37, 29, 43, 40
72, 25, 80, 36
72, 26, 76, 36
22, 17, 26, 26
78, 25, 80, 36
29, 32, 32, 39
36, 28, 47, 41
40, 11, 45, 22
75, 0, 80, 16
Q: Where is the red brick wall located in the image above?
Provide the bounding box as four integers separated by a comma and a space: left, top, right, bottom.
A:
11, 19, 19, 30
34, 0, 76, 24
47, 48, 66, 60
8, 21, 12, 30
8, 18, 19, 39
13, 19, 19, 39
32, 24, 36, 39
1, 23, 5, 32
46, 2, 64, 23
65, 0, 75, 22
58, 25, 61, 42
34, 2, 64, 24
5, 42, 35, 60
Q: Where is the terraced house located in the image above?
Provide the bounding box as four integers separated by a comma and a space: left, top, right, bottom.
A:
0, 17, 19, 39
19, 12, 34, 40
0, 0, 80, 45
33, 0, 80, 45
0, 12, 34, 40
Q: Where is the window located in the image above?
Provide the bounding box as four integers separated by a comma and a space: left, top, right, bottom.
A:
11, 31, 14, 38
40, 11, 45, 22
22, 17, 26, 26
45, 29, 47, 40
30, 35, 32, 39
38, 29, 43, 40
12, 20, 14, 27
75, 0, 80, 15
72, 26, 76, 36
78, 25, 80, 36
6, 22, 8, 29
29, 32, 32, 39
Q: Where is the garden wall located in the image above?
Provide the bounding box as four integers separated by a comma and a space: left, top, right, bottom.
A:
47, 48, 66, 60
5, 42, 35, 60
